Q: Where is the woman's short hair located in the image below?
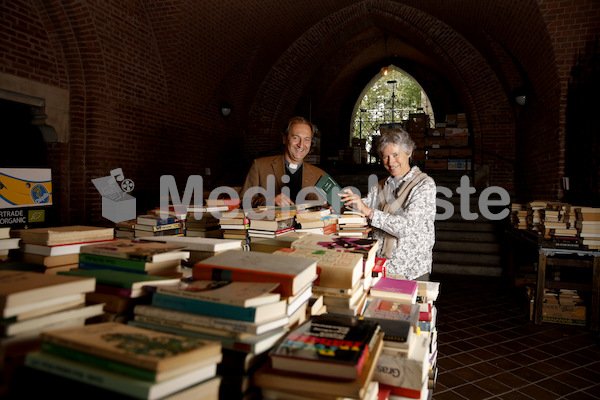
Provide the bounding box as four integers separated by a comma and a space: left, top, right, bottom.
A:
375, 128, 415, 156
283, 116, 317, 139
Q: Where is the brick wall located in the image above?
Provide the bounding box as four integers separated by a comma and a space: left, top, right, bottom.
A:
1, 0, 598, 224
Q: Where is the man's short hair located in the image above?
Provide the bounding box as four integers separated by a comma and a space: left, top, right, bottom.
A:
283, 116, 317, 139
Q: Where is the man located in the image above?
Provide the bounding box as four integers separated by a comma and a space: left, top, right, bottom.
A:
240, 116, 326, 208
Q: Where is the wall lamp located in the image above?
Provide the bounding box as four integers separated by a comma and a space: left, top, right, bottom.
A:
219, 102, 232, 118
512, 88, 527, 107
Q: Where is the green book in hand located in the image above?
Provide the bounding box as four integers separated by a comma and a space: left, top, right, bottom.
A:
314, 173, 344, 213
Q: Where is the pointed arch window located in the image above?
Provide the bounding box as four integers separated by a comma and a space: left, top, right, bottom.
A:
352, 66, 434, 163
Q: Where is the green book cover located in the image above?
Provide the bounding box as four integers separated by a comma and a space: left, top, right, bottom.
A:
314, 173, 344, 213
57, 268, 181, 289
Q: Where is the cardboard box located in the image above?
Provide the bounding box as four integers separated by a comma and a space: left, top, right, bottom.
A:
412, 150, 426, 161
425, 159, 447, 170
447, 139, 469, 147
425, 138, 447, 147
445, 114, 458, 126
427, 148, 450, 158
445, 127, 469, 139
0, 168, 53, 208
450, 148, 473, 157
407, 114, 428, 133
447, 159, 468, 170
542, 303, 586, 326
427, 127, 445, 137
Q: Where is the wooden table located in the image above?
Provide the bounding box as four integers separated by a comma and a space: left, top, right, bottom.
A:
535, 248, 600, 331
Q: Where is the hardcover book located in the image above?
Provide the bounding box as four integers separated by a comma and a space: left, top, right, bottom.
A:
370, 277, 418, 303
150, 292, 287, 324
133, 304, 289, 336
39, 321, 222, 372
12, 225, 115, 246
273, 247, 363, 290
148, 280, 281, 307
192, 250, 317, 297
269, 314, 380, 380
78, 253, 182, 273
19, 239, 118, 257
0, 270, 96, 318
249, 217, 295, 232
254, 331, 384, 399
313, 173, 344, 213
290, 234, 379, 261
58, 268, 182, 290
24, 350, 218, 400
79, 239, 190, 263
140, 236, 243, 252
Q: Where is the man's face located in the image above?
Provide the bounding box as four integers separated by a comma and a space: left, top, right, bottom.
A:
283, 123, 312, 164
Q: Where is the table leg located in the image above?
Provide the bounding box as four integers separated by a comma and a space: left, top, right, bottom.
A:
535, 253, 547, 325
591, 257, 599, 331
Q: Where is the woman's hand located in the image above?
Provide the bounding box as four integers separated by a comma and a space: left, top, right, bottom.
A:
274, 193, 295, 207
338, 189, 371, 216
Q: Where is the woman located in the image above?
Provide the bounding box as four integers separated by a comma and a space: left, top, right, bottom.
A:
339, 128, 436, 280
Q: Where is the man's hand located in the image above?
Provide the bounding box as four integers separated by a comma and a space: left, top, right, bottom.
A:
274, 193, 295, 207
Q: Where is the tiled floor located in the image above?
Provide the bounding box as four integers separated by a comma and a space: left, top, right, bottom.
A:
431, 274, 600, 400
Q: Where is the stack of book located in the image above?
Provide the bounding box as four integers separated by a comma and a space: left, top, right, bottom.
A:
114, 219, 137, 238
254, 314, 384, 400
574, 206, 600, 249
294, 207, 337, 235
510, 203, 528, 230
526, 200, 548, 234
138, 236, 245, 266
0, 270, 100, 393
248, 212, 296, 239
290, 233, 380, 293
131, 279, 290, 399
12, 225, 116, 274
249, 231, 306, 253
274, 247, 367, 316
128, 250, 315, 398
134, 214, 184, 238
0, 226, 20, 262
184, 207, 222, 238
337, 211, 370, 238
218, 209, 250, 241
75, 238, 190, 278
365, 277, 437, 399
19, 322, 222, 399
191, 250, 318, 330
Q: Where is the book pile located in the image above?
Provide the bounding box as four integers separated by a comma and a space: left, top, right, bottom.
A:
75, 238, 189, 278
58, 267, 183, 323
134, 214, 184, 238
274, 247, 367, 316
526, 201, 547, 233
191, 250, 318, 330
574, 206, 600, 250
254, 314, 384, 400
114, 219, 137, 238
337, 211, 370, 238
540, 204, 576, 242
12, 225, 116, 274
0, 226, 20, 261
218, 209, 250, 241
542, 288, 586, 326
248, 210, 296, 239
184, 207, 222, 238
139, 236, 245, 266
291, 233, 380, 295
19, 322, 222, 399
294, 207, 337, 235
364, 277, 439, 399
248, 231, 306, 253
509, 203, 528, 229
0, 270, 100, 392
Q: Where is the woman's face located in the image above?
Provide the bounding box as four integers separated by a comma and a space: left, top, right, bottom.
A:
381, 143, 412, 178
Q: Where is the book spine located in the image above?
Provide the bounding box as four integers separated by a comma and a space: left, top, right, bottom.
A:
192, 267, 294, 297
78, 261, 150, 275
40, 342, 157, 381
25, 352, 152, 398
152, 292, 258, 322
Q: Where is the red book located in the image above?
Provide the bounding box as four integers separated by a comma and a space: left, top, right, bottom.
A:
369, 277, 418, 303
192, 250, 317, 297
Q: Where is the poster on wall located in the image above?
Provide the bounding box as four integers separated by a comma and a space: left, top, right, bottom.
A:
0, 168, 52, 227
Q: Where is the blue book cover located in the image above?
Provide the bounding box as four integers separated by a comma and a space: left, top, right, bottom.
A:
151, 292, 286, 323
